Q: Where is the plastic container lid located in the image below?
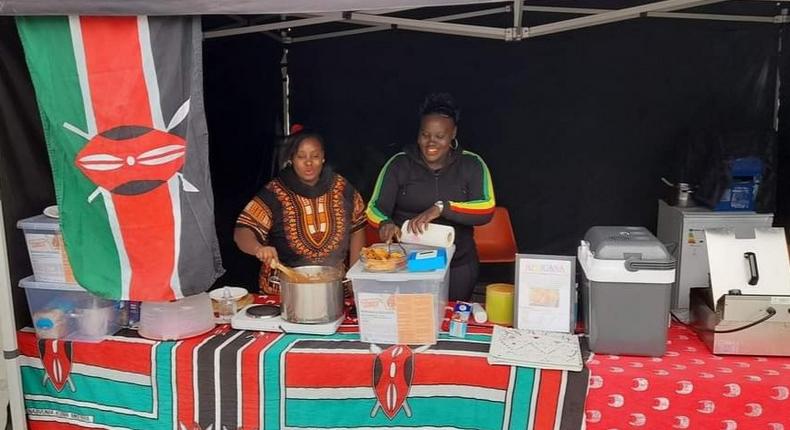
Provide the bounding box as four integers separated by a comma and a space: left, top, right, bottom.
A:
579, 227, 675, 284
706, 227, 790, 302
19, 276, 87, 292
17, 214, 61, 232
139, 293, 215, 340
583, 226, 671, 261
347, 245, 455, 281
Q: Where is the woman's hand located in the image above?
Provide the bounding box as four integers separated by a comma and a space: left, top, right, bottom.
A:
408, 205, 442, 235
255, 245, 279, 267
378, 222, 400, 243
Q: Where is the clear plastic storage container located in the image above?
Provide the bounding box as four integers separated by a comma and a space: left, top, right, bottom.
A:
17, 215, 76, 283
19, 276, 120, 342
348, 245, 454, 345
139, 293, 215, 340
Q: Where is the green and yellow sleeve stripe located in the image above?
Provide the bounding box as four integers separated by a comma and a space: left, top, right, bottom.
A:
366, 152, 404, 227
448, 151, 496, 215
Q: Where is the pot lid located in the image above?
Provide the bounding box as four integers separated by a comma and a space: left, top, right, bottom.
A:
706, 227, 790, 302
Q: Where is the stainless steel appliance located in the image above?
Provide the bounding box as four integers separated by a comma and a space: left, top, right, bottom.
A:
230, 304, 344, 335
656, 200, 774, 309
690, 227, 790, 356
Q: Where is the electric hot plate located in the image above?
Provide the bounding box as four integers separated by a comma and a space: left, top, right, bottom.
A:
231, 304, 343, 335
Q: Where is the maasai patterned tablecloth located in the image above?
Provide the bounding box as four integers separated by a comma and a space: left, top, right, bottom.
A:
18, 300, 588, 430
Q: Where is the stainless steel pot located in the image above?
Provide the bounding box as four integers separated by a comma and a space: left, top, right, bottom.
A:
270, 265, 346, 324
661, 177, 695, 207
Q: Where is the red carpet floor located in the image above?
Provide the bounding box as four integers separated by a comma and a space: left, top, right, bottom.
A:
585, 323, 790, 430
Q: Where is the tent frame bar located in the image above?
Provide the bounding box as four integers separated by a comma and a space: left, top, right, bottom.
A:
204, 0, 785, 43
345, 11, 508, 39
527, 0, 724, 38
513, 0, 524, 28
204, 13, 343, 39
524, 5, 778, 22
287, 6, 511, 43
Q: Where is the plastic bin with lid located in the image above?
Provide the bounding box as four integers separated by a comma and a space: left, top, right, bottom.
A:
578, 226, 676, 356
17, 214, 75, 283
348, 245, 454, 345
19, 276, 120, 342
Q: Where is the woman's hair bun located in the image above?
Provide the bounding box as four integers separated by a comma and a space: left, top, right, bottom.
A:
419, 92, 460, 124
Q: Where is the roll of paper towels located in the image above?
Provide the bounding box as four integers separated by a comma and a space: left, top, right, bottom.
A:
400, 221, 455, 248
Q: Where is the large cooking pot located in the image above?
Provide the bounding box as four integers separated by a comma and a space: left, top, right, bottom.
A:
270, 265, 346, 324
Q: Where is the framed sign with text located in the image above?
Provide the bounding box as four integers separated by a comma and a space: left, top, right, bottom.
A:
514, 254, 576, 333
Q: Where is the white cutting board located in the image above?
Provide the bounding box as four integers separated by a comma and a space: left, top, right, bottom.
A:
706, 227, 790, 302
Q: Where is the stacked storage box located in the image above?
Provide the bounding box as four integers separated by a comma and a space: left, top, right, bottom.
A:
17, 214, 119, 342
348, 245, 454, 345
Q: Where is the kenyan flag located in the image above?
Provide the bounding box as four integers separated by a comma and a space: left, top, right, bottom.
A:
16, 16, 224, 301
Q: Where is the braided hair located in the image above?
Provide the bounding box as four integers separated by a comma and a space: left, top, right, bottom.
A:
419, 92, 461, 124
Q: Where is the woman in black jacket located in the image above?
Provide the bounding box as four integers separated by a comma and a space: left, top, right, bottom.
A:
366, 93, 496, 300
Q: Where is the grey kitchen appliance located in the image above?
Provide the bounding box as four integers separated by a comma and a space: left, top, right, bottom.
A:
689, 227, 790, 356
656, 200, 774, 309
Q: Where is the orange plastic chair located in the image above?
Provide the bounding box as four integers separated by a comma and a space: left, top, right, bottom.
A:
474, 207, 518, 263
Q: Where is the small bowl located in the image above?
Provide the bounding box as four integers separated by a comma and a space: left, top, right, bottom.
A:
209, 286, 248, 301
209, 286, 253, 315
43, 205, 59, 219
360, 244, 407, 272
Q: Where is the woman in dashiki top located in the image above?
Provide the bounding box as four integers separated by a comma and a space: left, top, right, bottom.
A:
234, 131, 367, 294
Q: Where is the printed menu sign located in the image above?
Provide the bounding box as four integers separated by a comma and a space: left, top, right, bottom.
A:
395, 294, 436, 344
514, 255, 575, 333
357, 292, 436, 344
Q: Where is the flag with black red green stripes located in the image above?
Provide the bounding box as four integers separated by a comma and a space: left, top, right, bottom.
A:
16, 16, 223, 301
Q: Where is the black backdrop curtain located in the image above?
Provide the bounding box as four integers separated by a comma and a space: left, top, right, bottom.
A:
203, 31, 283, 288
286, 18, 781, 256
0, 17, 55, 328
778, 26, 790, 241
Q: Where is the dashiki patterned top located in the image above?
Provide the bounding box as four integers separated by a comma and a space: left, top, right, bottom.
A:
236, 166, 366, 294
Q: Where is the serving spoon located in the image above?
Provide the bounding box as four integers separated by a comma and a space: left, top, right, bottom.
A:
271, 260, 310, 282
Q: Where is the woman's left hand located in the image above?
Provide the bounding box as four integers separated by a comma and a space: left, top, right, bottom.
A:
408, 205, 441, 235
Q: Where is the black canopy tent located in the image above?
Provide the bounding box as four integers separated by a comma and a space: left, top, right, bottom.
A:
1, 1, 788, 428
198, 1, 786, 287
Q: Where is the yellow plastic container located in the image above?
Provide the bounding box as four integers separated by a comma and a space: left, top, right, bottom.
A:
485, 283, 514, 325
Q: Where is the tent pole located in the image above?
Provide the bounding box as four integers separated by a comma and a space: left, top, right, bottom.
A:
773, 8, 787, 132
281, 47, 291, 137
204, 14, 342, 39
291, 6, 511, 42
203, 2, 779, 44
205, 8, 416, 40
513, 0, 523, 27
522, 5, 775, 22
347, 12, 507, 40
0, 199, 28, 430
286, 3, 775, 44
269, 45, 291, 176
526, 0, 724, 38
